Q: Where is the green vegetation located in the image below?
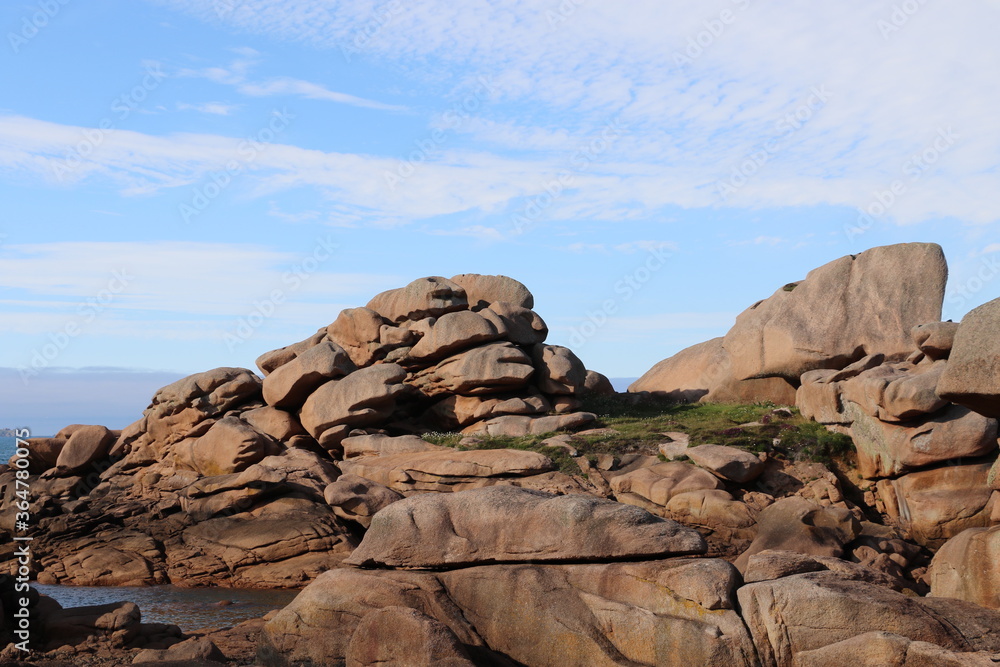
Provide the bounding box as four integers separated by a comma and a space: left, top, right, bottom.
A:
421, 395, 857, 475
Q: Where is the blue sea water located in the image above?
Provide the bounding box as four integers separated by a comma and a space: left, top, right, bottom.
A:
0, 435, 17, 463
34, 584, 299, 632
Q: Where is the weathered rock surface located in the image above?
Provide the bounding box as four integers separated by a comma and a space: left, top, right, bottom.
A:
610, 462, 725, 507
629, 337, 797, 404
52, 425, 115, 476
408, 342, 535, 397
260, 559, 757, 667
461, 411, 596, 437
256, 330, 325, 375
531, 344, 587, 395
876, 462, 997, 548
744, 549, 917, 594
367, 276, 468, 323
739, 571, 1000, 667
583, 369, 615, 395
734, 497, 861, 572
345, 606, 475, 667
929, 526, 1000, 610
912, 321, 960, 360
323, 474, 404, 528
795, 631, 999, 667
939, 297, 1000, 417
725, 243, 947, 382
326, 307, 388, 367
449, 273, 533, 311
687, 443, 765, 483
299, 363, 407, 446
340, 448, 558, 495
848, 403, 997, 479
341, 433, 446, 459
346, 486, 705, 568
430, 392, 551, 428
261, 340, 355, 408
407, 310, 503, 362
173, 416, 281, 477
134, 637, 227, 664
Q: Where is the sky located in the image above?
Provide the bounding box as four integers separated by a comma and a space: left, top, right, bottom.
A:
1, 0, 998, 435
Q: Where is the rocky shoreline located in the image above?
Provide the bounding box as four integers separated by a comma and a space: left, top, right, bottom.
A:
3, 243, 1000, 665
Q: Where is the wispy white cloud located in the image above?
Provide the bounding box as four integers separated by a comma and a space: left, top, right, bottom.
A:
177, 101, 240, 115
178, 52, 404, 112
238, 78, 406, 112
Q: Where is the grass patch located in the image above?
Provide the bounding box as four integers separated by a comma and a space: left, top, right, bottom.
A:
421, 395, 856, 476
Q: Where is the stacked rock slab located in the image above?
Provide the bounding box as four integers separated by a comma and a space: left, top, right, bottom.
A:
630, 243, 948, 404
795, 315, 1000, 548
255, 275, 600, 449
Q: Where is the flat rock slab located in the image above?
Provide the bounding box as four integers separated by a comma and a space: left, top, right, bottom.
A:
345, 485, 706, 568
686, 444, 765, 483
338, 448, 556, 495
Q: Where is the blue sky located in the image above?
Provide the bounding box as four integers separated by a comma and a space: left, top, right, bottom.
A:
1, 0, 998, 434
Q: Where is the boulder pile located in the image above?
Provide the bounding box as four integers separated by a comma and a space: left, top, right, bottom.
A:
5, 252, 1000, 666
0, 275, 610, 589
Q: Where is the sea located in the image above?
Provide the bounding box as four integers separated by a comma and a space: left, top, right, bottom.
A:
0, 434, 18, 464
2, 434, 299, 630
34, 584, 298, 631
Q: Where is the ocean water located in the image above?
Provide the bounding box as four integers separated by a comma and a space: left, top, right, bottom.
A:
34, 584, 299, 632
0, 435, 16, 461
